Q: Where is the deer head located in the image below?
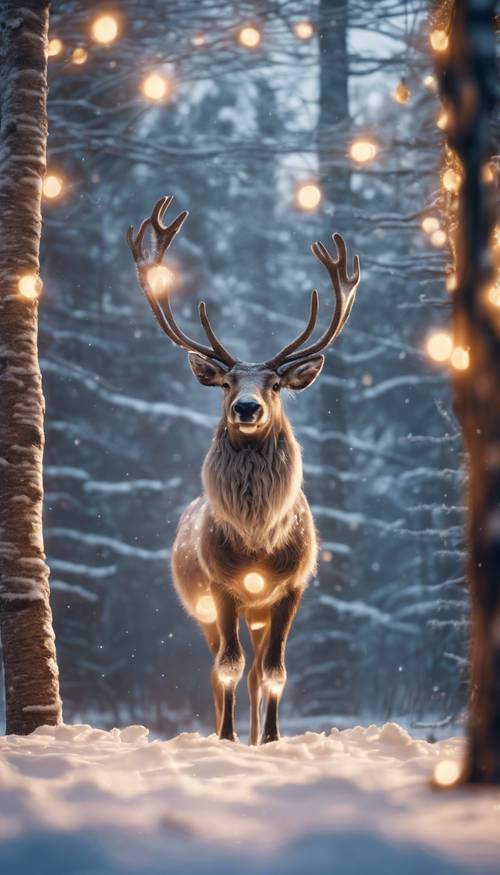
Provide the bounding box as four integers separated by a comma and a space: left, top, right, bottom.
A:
127, 196, 360, 440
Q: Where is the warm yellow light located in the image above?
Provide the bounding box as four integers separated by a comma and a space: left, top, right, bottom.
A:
244, 572, 265, 594
430, 30, 448, 52
142, 73, 170, 102
294, 20, 314, 40
433, 759, 461, 786
72, 47, 88, 65
437, 109, 448, 130
238, 25, 262, 49
321, 550, 333, 563
481, 162, 495, 184
18, 274, 42, 300
350, 140, 377, 164
430, 229, 447, 248
191, 33, 205, 46
250, 621, 266, 631
423, 74, 437, 91
426, 331, 453, 362
485, 284, 500, 308
48, 38, 63, 57
147, 265, 172, 294
421, 216, 440, 234
450, 346, 470, 371
43, 175, 63, 200
393, 80, 411, 104
443, 168, 461, 194
446, 273, 458, 293
92, 14, 119, 44
195, 595, 217, 623
296, 183, 322, 211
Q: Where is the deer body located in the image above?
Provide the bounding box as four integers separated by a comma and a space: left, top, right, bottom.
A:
127, 197, 360, 744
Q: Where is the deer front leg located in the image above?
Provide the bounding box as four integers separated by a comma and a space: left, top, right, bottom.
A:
212, 586, 244, 742
261, 587, 301, 744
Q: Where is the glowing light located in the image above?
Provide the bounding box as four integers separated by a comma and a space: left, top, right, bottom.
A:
142, 73, 170, 102
433, 759, 461, 787
446, 273, 458, 293
443, 168, 461, 194
350, 140, 377, 164
485, 284, 500, 308
191, 33, 205, 46
430, 30, 448, 52
48, 38, 63, 57
43, 174, 63, 200
244, 572, 265, 594
430, 229, 447, 248
72, 47, 88, 65
18, 274, 42, 300
321, 550, 333, 563
393, 80, 411, 104
426, 331, 453, 363
147, 265, 172, 294
296, 183, 322, 211
423, 74, 437, 91
92, 14, 119, 44
421, 216, 440, 234
237, 25, 262, 49
481, 162, 495, 184
437, 109, 448, 130
250, 621, 266, 631
294, 20, 314, 40
268, 682, 284, 696
450, 346, 470, 371
195, 595, 217, 623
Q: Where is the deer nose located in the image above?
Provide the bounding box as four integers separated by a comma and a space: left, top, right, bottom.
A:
233, 399, 262, 421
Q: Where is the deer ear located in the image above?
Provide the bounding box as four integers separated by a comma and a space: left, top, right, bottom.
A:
188, 352, 228, 386
278, 355, 324, 390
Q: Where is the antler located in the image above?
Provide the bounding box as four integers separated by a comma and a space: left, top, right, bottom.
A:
127, 196, 236, 368
267, 233, 360, 369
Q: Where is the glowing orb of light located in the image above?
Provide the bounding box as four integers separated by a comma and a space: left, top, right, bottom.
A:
48, 38, 63, 57
43, 174, 63, 200
250, 621, 266, 631
443, 168, 462, 194
142, 73, 170, 102
72, 47, 88, 64
430, 228, 447, 248
393, 80, 411, 104
446, 273, 458, 293
18, 274, 42, 300
485, 284, 500, 308
423, 74, 437, 91
430, 30, 448, 52
191, 33, 206, 46
195, 595, 217, 623
244, 572, 265, 594
450, 346, 470, 371
147, 265, 172, 294
294, 21, 314, 40
237, 25, 262, 49
92, 14, 119, 44
433, 759, 461, 787
296, 183, 322, 211
350, 140, 377, 164
421, 216, 440, 234
426, 331, 453, 363
437, 109, 448, 130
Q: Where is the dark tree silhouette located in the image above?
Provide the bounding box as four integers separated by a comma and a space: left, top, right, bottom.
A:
0, 0, 62, 733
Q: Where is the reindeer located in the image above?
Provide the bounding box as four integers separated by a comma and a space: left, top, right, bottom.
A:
127, 197, 360, 744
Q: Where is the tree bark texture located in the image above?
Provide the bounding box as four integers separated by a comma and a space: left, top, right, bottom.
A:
437, 0, 499, 783
0, 0, 62, 734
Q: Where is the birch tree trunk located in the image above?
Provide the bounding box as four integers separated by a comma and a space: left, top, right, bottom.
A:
0, 0, 62, 734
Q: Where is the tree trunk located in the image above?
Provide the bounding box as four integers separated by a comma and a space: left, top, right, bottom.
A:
0, 0, 62, 734
437, 0, 498, 783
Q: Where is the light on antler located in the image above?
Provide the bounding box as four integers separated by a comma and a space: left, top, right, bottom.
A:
437, 109, 449, 130
147, 265, 172, 294
244, 572, 265, 594
430, 228, 447, 248
48, 38, 63, 57
426, 331, 453, 363
423, 74, 437, 91
18, 274, 42, 300
294, 20, 314, 40
446, 273, 458, 293
237, 25, 262, 48
195, 595, 217, 623
350, 140, 377, 164
296, 183, 322, 211
393, 79, 411, 104
92, 14, 119, 44
485, 283, 500, 308
433, 759, 461, 787
43, 174, 63, 200
421, 216, 440, 234
430, 29, 448, 52
72, 47, 88, 64
450, 346, 470, 371
443, 168, 462, 194
142, 73, 171, 102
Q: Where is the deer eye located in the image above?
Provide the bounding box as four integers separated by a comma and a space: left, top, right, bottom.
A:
272, 382, 280, 392
222, 381, 231, 390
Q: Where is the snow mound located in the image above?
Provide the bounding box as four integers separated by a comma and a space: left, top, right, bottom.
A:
0, 723, 498, 874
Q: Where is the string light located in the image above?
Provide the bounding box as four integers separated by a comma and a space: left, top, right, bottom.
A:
437, 109, 448, 130
350, 140, 377, 164
443, 168, 462, 194
195, 595, 217, 623
92, 14, 119, 44
446, 273, 458, 293
426, 331, 453, 362
72, 47, 88, 65
430, 30, 448, 52
423, 74, 437, 91
48, 38, 63, 57
296, 182, 322, 211
430, 229, 447, 248
18, 274, 42, 300
237, 25, 262, 49
433, 759, 461, 787
294, 21, 314, 40
485, 284, 500, 308
450, 346, 470, 371
243, 572, 265, 594
43, 174, 63, 200
421, 216, 440, 234
147, 265, 172, 294
142, 73, 170, 102
393, 79, 411, 104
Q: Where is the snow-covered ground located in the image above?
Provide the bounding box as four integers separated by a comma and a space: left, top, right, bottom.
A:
0, 723, 499, 875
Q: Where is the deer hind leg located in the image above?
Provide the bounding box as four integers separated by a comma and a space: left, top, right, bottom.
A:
261, 587, 301, 744
211, 586, 244, 742
246, 617, 268, 746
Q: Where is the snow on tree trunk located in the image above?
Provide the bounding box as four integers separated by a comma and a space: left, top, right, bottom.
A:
0, 0, 62, 734
437, 0, 499, 783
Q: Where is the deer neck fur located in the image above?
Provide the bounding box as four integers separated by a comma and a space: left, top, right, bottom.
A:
202, 415, 303, 554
